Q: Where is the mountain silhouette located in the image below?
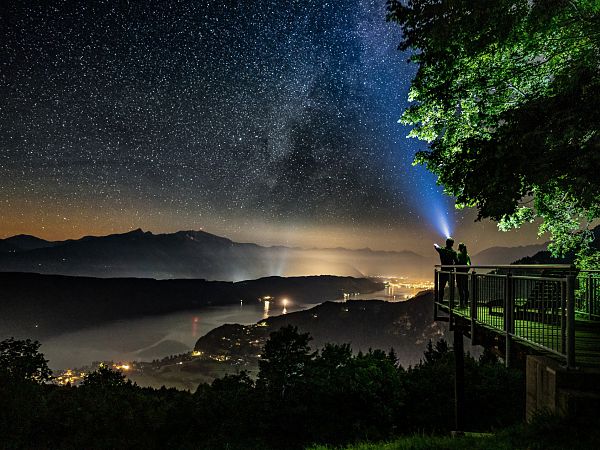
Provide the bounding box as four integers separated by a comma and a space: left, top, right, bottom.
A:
0, 229, 431, 280
472, 243, 548, 265
1, 234, 58, 252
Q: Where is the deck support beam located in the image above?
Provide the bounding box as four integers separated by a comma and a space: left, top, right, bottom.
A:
433, 269, 438, 321
470, 271, 477, 346
454, 328, 465, 431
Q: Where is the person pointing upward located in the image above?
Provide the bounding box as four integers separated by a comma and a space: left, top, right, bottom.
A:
434, 237, 458, 301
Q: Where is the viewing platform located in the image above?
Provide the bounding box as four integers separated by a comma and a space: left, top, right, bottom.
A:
434, 265, 600, 368
434, 264, 600, 422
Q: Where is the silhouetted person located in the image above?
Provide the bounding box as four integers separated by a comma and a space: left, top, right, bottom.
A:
434, 237, 458, 302
456, 242, 471, 307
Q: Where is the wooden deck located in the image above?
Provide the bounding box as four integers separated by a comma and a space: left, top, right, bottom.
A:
437, 301, 600, 368
572, 319, 600, 367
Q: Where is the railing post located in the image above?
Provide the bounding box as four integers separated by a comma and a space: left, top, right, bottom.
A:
504, 272, 513, 368
447, 269, 455, 331
434, 268, 438, 303
470, 271, 477, 345
566, 274, 576, 369
561, 279, 566, 354
594, 275, 598, 318
587, 272, 592, 320
449, 269, 455, 310
434, 268, 438, 321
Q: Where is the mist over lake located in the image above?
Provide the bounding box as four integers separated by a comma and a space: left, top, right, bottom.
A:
33, 301, 308, 369
19, 286, 417, 369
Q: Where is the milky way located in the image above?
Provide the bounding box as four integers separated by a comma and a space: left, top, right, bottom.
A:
0, 1, 538, 251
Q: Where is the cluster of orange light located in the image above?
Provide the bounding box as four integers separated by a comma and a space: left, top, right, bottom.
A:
54, 369, 86, 386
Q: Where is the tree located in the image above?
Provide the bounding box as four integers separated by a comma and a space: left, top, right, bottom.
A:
0, 337, 52, 383
82, 365, 129, 388
422, 338, 450, 365
387, 0, 600, 260
257, 325, 313, 399
195, 372, 263, 448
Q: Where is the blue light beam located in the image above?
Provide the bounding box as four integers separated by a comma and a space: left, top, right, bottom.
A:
414, 168, 455, 239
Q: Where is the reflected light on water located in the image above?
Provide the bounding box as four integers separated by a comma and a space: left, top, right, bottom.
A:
192, 316, 199, 337
263, 300, 270, 319
387, 284, 396, 300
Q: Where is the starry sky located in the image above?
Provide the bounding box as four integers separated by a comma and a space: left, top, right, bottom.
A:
0, 0, 541, 253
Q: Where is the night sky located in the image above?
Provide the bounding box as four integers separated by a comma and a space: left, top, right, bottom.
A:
0, 0, 540, 252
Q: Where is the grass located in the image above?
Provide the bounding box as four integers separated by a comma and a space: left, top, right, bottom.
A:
308, 434, 505, 450
307, 414, 600, 450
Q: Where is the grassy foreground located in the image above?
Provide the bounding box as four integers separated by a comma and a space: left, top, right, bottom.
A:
308, 415, 600, 450
309, 435, 500, 450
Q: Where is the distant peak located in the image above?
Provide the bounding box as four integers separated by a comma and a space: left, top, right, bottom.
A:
6, 234, 46, 241
174, 229, 232, 242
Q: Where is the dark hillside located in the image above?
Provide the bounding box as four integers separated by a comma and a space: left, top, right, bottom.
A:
191, 291, 444, 372
0, 272, 382, 339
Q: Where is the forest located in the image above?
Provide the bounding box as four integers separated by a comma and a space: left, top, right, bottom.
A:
1, 326, 524, 449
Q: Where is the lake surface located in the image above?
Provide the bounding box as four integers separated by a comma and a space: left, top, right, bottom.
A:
34, 286, 419, 369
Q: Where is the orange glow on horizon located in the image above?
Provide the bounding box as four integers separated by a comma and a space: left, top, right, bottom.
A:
0, 209, 544, 256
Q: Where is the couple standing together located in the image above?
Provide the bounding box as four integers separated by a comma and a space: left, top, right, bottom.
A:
434, 237, 471, 306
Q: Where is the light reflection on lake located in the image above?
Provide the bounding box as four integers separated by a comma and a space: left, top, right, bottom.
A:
341, 286, 423, 302
34, 285, 418, 369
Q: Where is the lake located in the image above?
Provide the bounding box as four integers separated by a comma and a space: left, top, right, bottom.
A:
33, 285, 420, 369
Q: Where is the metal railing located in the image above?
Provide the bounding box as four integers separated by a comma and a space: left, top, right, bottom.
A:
576, 270, 600, 320
434, 265, 579, 368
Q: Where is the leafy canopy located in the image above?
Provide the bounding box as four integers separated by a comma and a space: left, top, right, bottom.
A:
82, 365, 130, 388
387, 0, 600, 257
0, 337, 52, 383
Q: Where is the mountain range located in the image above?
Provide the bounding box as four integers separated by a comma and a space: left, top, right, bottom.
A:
471, 243, 549, 265
0, 228, 548, 280
512, 226, 600, 265
0, 229, 431, 279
